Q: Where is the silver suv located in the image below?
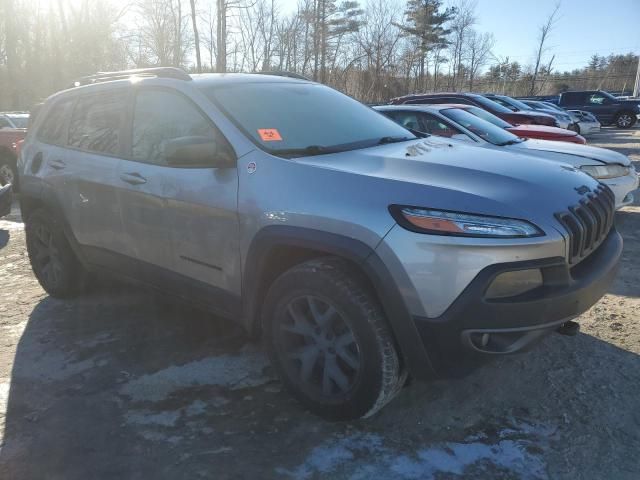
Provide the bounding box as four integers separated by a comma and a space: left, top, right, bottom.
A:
18, 68, 622, 420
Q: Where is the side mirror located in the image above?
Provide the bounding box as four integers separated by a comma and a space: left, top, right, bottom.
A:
162, 136, 235, 168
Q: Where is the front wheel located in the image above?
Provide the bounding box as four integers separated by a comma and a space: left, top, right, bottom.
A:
0, 160, 18, 189
263, 258, 404, 420
615, 112, 636, 129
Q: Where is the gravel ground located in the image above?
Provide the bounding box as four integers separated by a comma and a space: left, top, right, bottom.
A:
1, 126, 639, 479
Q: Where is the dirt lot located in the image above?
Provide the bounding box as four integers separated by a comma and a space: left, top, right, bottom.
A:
1, 127, 639, 479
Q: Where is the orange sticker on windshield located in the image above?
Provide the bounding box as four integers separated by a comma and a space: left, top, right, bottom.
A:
258, 128, 283, 142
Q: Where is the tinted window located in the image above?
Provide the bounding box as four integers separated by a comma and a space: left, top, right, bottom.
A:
463, 106, 514, 129
132, 89, 221, 165
0, 117, 11, 129
203, 82, 414, 157
440, 108, 522, 146
68, 92, 126, 154
7, 115, 28, 128
386, 111, 422, 130
488, 96, 517, 111
419, 113, 466, 138
38, 98, 75, 145
561, 92, 587, 104
468, 95, 514, 113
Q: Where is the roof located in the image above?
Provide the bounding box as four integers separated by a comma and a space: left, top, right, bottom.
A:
375, 103, 471, 112
190, 72, 311, 88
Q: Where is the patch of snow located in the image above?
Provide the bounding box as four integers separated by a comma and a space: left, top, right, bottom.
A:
120, 351, 271, 403
124, 409, 181, 427
278, 422, 550, 480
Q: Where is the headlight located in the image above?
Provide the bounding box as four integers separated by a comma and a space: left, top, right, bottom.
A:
390, 206, 544, 238
580, 164, 630, 179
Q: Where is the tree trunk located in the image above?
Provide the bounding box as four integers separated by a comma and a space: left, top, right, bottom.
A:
216, 0, 227, 72
189, 0, 202, 73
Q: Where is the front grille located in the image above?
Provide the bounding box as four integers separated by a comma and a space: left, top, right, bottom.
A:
555, 185, 615, 265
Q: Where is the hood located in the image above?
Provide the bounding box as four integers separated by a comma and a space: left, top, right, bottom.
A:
509, 139, 630, 166
507, 124, 578, 138
296, 137, 601, 230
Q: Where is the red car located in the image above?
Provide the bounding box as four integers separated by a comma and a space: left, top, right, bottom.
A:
389, 92, 559, 127
445, 104, 586, 144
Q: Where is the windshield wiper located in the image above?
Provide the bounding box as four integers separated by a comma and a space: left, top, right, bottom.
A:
273, 145, 336, 158
376, 135, 414, 145
497, 139, 524, 146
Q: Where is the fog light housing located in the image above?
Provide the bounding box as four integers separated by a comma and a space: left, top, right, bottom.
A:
485, 269, 543, 299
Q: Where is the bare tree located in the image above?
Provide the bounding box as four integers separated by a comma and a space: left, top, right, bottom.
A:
529, 1, 560, 95
448, 0, 475, 91
465, 29, 493, 90
189, 0, 202, 72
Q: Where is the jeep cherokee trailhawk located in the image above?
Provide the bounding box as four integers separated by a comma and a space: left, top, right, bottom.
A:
18, 68, 622, 420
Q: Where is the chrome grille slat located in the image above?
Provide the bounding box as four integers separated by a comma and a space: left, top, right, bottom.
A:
555, 185, 615, 265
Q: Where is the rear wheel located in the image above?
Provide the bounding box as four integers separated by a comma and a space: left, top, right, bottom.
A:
25, 209, 87, 297
615, 111, 636, 129
263, 258, 404, 420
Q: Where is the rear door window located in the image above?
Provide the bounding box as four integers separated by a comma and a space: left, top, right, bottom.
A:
68, 91, 127, 155
38, 98, 75, 145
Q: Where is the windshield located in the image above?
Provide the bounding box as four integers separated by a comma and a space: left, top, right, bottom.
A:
462, 105, 514, 129
494, 96, 532, 111
471, 94, 515, 114
541, 102, 564, 112
7, 115, 28, 128
203, 82, 415, 157
440, 108, 522, 146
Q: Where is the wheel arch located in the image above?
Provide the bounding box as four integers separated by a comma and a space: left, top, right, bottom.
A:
242, 225, 436, 379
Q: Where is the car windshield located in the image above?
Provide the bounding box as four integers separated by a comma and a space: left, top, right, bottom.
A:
461, 105, 514, 129
7, 115, 28, 128
203, 82, 416, 157
541, 102, 565, 112
440, 107, 523, 146
470, 94, 515, 114
498, 96, 532, 111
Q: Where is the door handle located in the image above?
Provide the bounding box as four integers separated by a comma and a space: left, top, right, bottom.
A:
119, 172, 147, 185
50, 159, 66, 170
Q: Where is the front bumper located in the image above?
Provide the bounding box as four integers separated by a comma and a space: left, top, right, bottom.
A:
579, 121, 601, 135
603, 171, 639, 209
412, 229, 622, 375
0, 184, 12, 218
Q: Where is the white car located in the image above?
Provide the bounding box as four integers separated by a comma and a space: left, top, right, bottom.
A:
567, 110, 602, 136
375, 104, 638, 209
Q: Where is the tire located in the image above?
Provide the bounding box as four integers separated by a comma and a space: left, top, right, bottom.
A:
0, 159, 18, 190
25, 209, 87, 298
615, 111, 636, 129
262, 257, 404, 420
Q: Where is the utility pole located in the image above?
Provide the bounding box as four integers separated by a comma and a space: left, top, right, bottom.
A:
633, 54, 640, 98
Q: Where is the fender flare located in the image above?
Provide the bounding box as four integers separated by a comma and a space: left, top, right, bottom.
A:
242, 225, 436, 379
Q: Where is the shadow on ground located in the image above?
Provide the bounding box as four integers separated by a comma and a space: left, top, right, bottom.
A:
1, 280, 640, 479
0, 230, 8, 250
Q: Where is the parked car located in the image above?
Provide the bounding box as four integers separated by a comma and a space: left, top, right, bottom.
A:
0, 120, 27, 188
19, 68, 621, 419
0, 112, 29, 129
394, 101, 585, 144
389, 92, 559, 127
484, 94, 573, 130
567, 110, 602, 136
375, 104, 638, 208
544, 91, 639, 128
518, 99, 580, 132
0, 183, 12, 218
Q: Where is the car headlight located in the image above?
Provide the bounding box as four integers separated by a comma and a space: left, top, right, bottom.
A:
390, 206, 544, 238
580, 164, 630, 179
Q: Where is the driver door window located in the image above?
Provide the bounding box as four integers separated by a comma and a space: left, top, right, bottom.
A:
132, 89, 222, 166
588, 94, 608, 105
420, 114, 466, 138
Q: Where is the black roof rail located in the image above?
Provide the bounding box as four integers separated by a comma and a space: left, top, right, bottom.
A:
257, 70, 311, 81
70, 67, 192, 88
